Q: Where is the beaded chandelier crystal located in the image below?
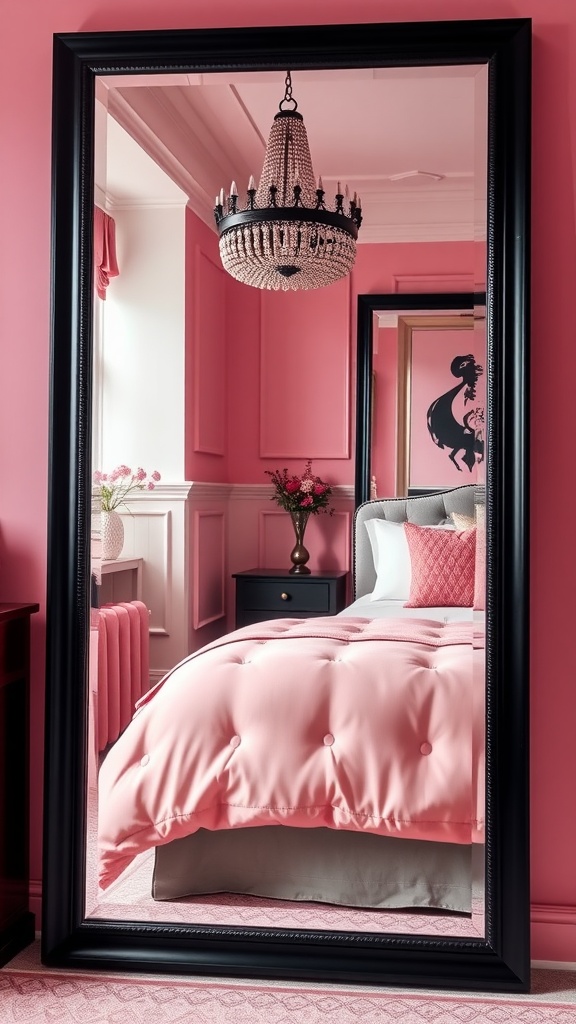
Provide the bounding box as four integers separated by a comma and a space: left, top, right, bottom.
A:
214, 72, 362, 291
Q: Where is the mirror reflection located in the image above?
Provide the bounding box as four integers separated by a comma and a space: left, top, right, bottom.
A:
86, 64, 487, 939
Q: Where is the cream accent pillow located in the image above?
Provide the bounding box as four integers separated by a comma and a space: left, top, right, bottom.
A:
451, 511, 475, 531
450, 507, 486, 610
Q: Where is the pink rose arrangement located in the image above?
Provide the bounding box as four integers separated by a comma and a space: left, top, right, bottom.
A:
265, 461, 334, 515
93, 465, 161, 511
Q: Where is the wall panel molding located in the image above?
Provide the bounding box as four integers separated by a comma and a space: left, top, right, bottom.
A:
193, 510, 226, 629
392, 273, 474, 293
119, 508, 171, 635
257, 507, 351, 572
259, 276, 350, 459
193, 247, 227, 455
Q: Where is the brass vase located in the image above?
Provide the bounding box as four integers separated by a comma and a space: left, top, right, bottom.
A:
289, 510, 311, 574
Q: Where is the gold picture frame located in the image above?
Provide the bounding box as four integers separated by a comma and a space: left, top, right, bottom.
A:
396, 314, 476, 495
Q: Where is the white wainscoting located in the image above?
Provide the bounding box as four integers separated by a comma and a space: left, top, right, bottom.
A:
118, 483, 191, 680
117, 481, 354, 679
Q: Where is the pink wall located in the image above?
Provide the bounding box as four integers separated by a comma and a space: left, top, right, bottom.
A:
1, 0, 576, 963
185, 207, 229, 481
228, 240, 476, 488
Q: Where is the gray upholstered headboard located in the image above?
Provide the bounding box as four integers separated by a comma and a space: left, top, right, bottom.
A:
353, 484, 482, 599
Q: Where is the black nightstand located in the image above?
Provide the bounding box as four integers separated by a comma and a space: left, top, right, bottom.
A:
232, 569, 348, 628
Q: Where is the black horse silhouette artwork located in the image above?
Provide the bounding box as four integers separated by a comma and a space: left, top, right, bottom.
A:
426, 353, 484, 473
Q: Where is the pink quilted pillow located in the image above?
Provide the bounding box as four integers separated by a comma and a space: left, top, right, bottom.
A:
404, 522, 476, 608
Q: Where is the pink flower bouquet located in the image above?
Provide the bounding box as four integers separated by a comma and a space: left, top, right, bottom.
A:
93, 465, 161, 511
265, 461, 334, 515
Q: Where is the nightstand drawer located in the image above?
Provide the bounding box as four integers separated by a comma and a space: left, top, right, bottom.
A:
238, 579, 331, 613
233, 569, 348, 630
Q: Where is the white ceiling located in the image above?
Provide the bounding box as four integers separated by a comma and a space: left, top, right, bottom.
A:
97, 65, 487, 244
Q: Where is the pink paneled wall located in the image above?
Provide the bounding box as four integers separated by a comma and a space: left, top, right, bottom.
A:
227, 240, 476, 489
2, 0, 576, 963
259, 279, 351, 468
185, 207, 229, 481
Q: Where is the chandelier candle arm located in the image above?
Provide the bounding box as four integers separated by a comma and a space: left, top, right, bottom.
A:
214, 71, 362, 291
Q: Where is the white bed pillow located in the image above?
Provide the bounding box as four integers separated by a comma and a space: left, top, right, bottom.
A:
365, 519, 412, 601
365, 518, 455, 602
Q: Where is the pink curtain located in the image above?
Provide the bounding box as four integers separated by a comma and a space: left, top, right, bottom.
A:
94, 205, 119, 299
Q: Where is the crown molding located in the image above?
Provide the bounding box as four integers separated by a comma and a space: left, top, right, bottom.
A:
107, 90, 215, 229
94, 185, 108, 210
103, 89, 477, 243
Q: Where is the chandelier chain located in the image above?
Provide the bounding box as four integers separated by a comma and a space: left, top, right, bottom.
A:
279, 70, 298, 112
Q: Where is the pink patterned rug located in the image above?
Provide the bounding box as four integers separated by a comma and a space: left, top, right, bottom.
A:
2, 963, 576, 1023
2, 943, 576, 1023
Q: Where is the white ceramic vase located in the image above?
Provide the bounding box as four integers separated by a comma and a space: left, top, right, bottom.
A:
101, 509, 124, 561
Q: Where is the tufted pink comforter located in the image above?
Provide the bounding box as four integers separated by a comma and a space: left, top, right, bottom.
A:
98, 617, 485, 889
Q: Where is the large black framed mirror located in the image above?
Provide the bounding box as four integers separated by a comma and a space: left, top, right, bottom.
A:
43, 19, 530, 991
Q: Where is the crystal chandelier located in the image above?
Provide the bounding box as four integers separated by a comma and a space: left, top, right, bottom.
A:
214, 72, 362, 291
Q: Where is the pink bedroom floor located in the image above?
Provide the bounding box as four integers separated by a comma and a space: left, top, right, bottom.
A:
2, 942, 576, 1024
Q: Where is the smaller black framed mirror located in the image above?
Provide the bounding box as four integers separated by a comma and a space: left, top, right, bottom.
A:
356, 293, 486, 507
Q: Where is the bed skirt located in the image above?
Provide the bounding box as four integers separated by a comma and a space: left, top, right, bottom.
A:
152, 826, 472, 913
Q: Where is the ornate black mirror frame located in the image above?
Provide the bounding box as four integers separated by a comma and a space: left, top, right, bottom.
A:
43, 19, 531, 991
355, 292, 487, 506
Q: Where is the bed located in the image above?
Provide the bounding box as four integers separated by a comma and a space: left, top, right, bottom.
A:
97, 483, 485, 913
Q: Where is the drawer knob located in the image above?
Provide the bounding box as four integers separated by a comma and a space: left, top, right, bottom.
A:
281, 592, 290, 601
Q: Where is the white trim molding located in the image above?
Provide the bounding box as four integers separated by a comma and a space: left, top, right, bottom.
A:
229, 483, 354, 501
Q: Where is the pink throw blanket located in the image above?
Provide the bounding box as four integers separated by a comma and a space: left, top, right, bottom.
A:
98, 616, 485, 889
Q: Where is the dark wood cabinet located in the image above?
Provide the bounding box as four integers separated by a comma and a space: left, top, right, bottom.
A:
0, 602, 38, 966
233, 569, 348, 628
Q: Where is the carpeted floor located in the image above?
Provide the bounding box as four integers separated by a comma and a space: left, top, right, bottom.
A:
2, 941, 576, 1023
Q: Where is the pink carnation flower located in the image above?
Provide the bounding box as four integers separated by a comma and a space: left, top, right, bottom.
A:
135, 467, 147, 481
151, 470, 161, 482
300, 496, 313, 507
314, 483, 327, 495
285, 479, 301, 493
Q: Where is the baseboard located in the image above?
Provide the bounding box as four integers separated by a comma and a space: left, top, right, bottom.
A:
531, 903, 576, 964
29, 879, 42, 931
532, 959, 576, 970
